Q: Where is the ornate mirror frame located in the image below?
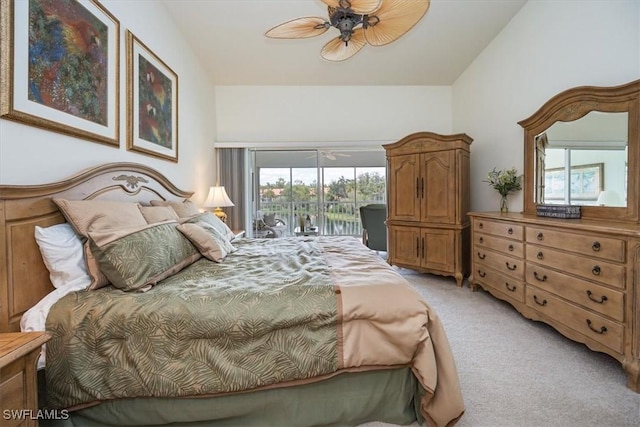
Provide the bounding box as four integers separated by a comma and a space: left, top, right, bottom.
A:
519, 80, 640, 223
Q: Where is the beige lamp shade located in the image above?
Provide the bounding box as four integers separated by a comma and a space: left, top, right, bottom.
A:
596, 190, 625, 207
204, 186, 234, 222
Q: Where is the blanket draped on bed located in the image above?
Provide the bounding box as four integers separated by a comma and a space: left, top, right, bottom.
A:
46, 236, 464, 427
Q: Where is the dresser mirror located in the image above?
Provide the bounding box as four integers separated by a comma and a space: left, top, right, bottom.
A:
519, 80, 640, 223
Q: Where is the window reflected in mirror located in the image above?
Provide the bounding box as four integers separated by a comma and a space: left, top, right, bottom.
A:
535, 111, 628, 207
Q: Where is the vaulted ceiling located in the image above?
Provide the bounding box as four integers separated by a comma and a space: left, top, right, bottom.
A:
162, 0, 528, 86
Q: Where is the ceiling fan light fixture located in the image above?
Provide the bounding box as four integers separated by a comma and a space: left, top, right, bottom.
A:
266, 0, 430, 60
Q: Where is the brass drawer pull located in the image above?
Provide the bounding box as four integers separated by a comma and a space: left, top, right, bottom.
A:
508, 244, 514, 251
478, 270, 486, 278
586, 290, 608, 304
507, 227, 513, 235
592, 265, 601, 276
592, 241, 601, 252
537, 232, 544, 241
533, 295, 547, 306
533, 271, 547, 282
586, 319, 607, 334
505, 282, 516, 292
506, 262, 517, 271
479, 236, 484, 243
479, 222, 484, 229
477, 252, 486, 260
536, 251, 544, 260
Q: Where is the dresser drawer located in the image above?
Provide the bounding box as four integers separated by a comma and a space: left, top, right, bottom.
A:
526, 244, 625, 289
474, 248, 524, 280
474, 219, 523, 240
474, 233, 524, 258
525, 264, 624, 322
526, 226, 625, 262
526, 286, 623, 354
474, 265, 525, 303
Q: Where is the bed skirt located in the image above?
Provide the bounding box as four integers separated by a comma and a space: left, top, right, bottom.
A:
41, 368, 424, 427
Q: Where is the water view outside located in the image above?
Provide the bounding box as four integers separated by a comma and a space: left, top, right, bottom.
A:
256, 167, 386, 237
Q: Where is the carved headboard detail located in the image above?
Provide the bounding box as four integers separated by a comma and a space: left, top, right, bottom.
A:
0, 162, 193, 332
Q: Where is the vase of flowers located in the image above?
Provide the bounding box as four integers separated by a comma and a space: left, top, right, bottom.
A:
485, 167, 523, 213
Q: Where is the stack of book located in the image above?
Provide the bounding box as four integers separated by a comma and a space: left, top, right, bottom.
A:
536, 204, 581, 219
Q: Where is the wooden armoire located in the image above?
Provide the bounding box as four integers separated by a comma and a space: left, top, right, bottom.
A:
384, 132, 472, 287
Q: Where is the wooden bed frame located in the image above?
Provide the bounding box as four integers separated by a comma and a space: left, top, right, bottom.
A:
0, 163, 193, 333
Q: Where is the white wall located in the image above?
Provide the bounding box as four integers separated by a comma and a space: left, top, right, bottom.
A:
214, 86, 452, 146
453, 0, 640, 213
0, 0, 217, 204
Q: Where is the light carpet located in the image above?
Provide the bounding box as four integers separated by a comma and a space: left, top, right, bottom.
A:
361, 269, 640, 427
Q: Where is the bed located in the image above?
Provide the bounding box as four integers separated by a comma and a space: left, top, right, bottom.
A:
0, 162, 464, 427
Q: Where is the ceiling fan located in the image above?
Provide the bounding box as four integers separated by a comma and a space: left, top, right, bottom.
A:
265, 0, 431, 62
306, 150, 352, 160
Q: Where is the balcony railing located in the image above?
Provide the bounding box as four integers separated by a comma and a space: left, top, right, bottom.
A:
257, 200, 385, 237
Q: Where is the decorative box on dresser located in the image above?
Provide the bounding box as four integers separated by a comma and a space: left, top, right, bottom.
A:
384, 131, 472, 287
0, 332, 50, 426
470, 79, 640, 392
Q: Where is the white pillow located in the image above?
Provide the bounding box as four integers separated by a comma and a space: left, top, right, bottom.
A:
35, 223, 91, 289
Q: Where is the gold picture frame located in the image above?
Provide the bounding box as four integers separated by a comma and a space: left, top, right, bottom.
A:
126, 30, 178, 162
545, 162, 604, 201
0, 0, 120, 146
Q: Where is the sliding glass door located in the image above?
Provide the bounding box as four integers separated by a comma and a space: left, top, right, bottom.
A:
251, 149, 386, 237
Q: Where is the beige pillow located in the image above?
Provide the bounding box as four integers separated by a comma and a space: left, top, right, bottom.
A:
177, 223, 228, 262
184, 212, 236, 242
139, 205, 179, 223
53, 198, 148, 290
150, 199, 200, 218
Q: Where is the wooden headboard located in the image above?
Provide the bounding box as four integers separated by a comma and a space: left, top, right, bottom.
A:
0, 163, 193, 332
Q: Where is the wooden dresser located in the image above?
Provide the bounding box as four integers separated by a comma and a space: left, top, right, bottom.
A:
384, 132, 472, 287
469, 212, 640, 391
0, 332, 50, 427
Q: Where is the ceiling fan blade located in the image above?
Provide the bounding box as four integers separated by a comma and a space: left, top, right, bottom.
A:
364, 0, 430, 46
321, 0, 383, 15
265, 17, 329, 39
320, 28, 367, 62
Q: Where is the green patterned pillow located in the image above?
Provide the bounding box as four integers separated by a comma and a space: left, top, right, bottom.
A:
88, 221, 201, 292
184, 212, 236, 242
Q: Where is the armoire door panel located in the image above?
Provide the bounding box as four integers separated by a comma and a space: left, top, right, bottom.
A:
389, 226, 421, 266
421, 151, 455, 224
422, 228, 455, 271
388, 155, 419, 220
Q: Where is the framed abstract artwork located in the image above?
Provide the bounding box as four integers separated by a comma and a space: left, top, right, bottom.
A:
0, 0, 120, 146
126, 30, 178, 162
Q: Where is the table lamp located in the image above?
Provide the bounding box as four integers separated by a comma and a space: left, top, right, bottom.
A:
596, 190, 624, 207
204, 185, 234, 222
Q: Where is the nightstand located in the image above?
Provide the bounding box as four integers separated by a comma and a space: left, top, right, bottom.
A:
0, 332, 50, 427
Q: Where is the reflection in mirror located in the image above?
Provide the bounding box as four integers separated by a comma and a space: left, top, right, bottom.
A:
520, 80, 640, 223
535, 112, 628, 207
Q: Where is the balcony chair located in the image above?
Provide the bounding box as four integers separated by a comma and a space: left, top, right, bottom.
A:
254, 211, 287, 238
359, 204, 387, 253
